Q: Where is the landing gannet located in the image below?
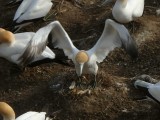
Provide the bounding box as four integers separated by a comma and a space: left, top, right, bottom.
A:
134, 80, 160, 104
112, 0, 144, 23
11, 0, 53, 32
25, 19, 138, 88
0, 102, 53, 120
0, 28, 55, 66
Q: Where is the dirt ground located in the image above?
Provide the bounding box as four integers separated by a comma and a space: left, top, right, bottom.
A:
0, 0, 160, 120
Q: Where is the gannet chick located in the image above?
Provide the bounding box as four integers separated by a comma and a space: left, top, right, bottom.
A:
112, 0, 144, 23
0, 102, 53, 120
25, 19, 138, 88
0, 28, 55, 67
134, 80, 160, 104
10, 0, 53, 32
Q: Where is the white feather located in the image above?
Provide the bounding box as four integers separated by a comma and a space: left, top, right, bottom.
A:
134, 80, 160, 102
134, 80, 154, 88
25, 20, 79, 62
112, 0, 144, 23
149, 83, 160, 102
87, 19, 137, 64
25, 19, 137, 77
0, 31, 55, 66
14, 0, 53, 23
47, 19, 137, 76
16, 111, 47, 120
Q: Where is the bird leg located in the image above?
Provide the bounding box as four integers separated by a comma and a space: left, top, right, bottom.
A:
76, 76, 83, 87
88, 74, 97, 89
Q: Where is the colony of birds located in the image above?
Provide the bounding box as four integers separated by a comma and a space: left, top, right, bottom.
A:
0, 0, 160, 119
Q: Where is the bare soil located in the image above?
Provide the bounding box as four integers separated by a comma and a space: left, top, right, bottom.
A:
0, 0, 160, 120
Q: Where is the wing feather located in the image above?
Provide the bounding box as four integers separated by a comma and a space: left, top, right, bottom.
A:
16, 0, 53, 23
16, 111, 46, 120
50, 21, 79, 60
149, 86, 160, 103
13, 0, 33, 21
17, 21, 59, 66
87, 19, 138, 63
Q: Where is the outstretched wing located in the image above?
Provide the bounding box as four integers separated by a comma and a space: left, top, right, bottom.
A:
50, 21, 79, 60
18, 21, 59, 66
87, 19, 138, 63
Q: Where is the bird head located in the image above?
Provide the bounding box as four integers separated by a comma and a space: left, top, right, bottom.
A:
0, 102, 15, 120
0, 28, 15, 44
75, 51, 89, 75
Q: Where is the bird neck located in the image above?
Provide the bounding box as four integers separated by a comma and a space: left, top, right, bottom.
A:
0, 102, 15, 120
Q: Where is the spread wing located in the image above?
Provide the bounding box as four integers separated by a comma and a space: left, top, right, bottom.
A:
87, 19, 138, 63
17, 21, 59, 66
50, 21, 79, 60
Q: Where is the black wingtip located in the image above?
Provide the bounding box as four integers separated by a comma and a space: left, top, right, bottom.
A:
123, 36, 138, 59
127, 43, 138, 59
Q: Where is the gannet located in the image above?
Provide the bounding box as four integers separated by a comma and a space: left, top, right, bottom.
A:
25, 19, 138, 88
0, 102, 53, 120
0, 28, 55, 67
134, 80, 160, 104
11, 0, 53, 32
112, 0, 144, 23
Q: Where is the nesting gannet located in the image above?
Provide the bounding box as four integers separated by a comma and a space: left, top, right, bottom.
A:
134, 80, 160, 104
0, 28, 55, 67
0, 102, 53, 120
25, 19, 138, 88
11, 0, 53, 32
112, 0, 144, 23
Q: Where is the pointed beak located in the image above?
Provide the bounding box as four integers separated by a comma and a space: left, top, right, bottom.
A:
79, 63, 84, 76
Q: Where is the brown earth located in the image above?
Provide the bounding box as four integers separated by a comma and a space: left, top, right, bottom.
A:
0, 0, 160, 120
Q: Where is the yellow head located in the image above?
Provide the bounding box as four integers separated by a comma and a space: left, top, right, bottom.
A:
0, 102, 15, 120
0, 28, 15, 44
75, 51, 89, 64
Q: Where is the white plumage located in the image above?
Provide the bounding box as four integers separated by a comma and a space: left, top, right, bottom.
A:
16, 111, 49, 120
14, 0, 53, 23
0, 28, 55, 66
112, 0, 144, 23
11, 0, 53, 32
0, 102, 52, 120
25, 19, 138, 88
134, 80, 160, 104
